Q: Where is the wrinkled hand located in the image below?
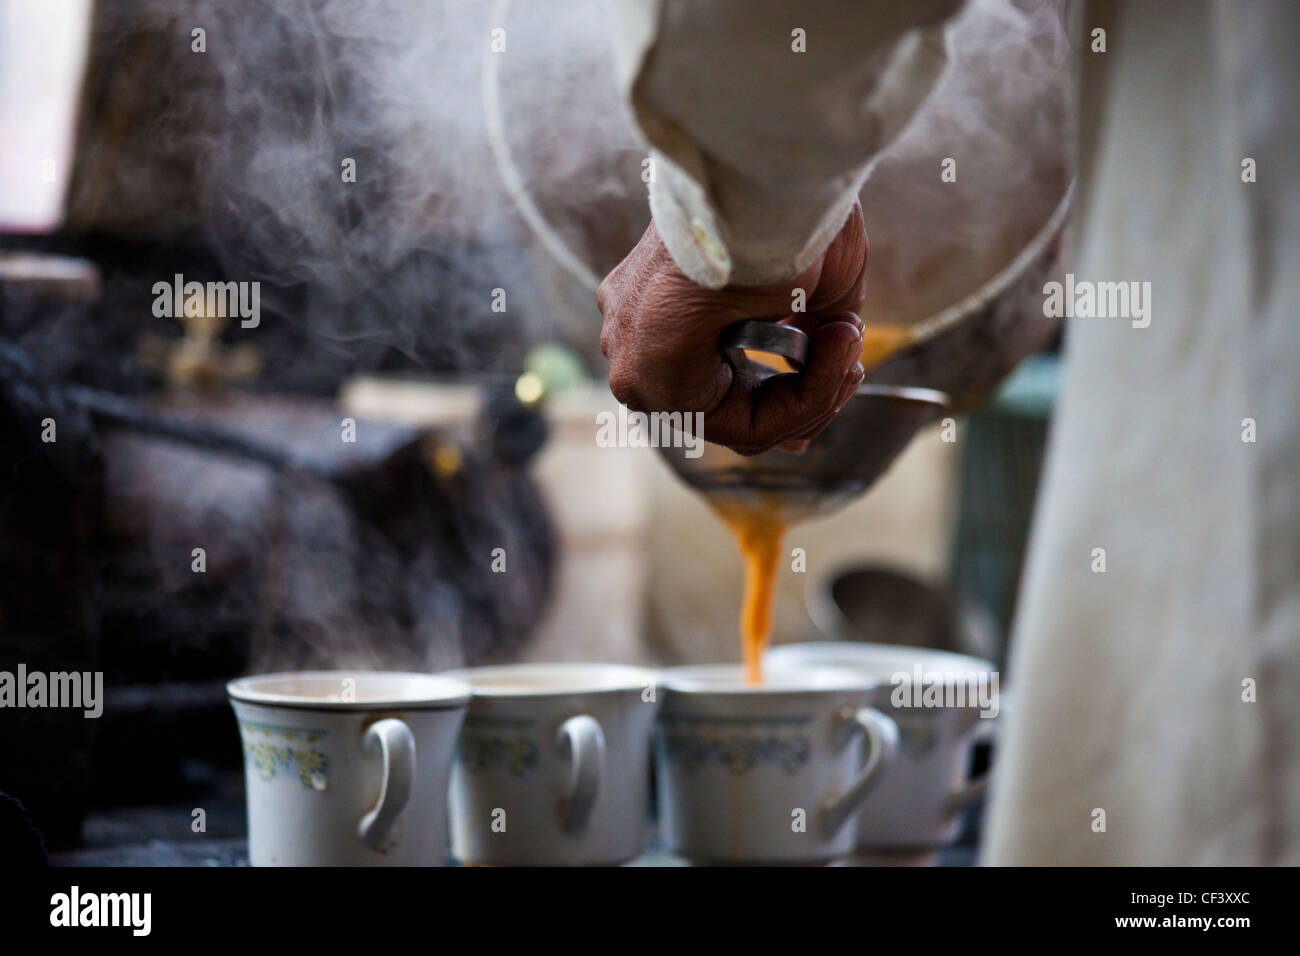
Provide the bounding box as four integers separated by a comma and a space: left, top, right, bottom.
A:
598, 204, 868, 455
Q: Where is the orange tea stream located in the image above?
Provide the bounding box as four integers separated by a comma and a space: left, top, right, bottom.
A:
709, 323, 916, 685
709, 496, 788, 685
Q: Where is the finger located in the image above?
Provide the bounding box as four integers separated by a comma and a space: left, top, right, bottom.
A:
773, 359, 864, 452
701, 312, 864, 454
781, 309, 862, 337
788, 357, 865, 433
776, 312, 867, 417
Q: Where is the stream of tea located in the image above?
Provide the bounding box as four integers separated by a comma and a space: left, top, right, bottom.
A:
709, 495, 788, 685
715, 323, 917, 685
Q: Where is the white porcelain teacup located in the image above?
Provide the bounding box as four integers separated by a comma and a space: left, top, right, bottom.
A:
445, 662, 659, 865
654, 664, 899, 864
227, 670, 471, 866
766, 642, 1000, 852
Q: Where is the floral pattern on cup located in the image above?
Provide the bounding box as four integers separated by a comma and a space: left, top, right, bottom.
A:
457, 715, 538, 776
659, 715, 813, 776
238, 721, 330, 791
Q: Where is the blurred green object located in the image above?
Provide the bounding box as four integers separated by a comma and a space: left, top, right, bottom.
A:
950, 354, 1060, 668
989, 353, 1059, 418
523, 342, 589, 396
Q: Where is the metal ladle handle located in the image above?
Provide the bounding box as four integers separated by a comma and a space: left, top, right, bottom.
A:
719, 320, 809, 371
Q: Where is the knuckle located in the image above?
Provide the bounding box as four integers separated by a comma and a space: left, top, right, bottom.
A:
607, 365, 643, 409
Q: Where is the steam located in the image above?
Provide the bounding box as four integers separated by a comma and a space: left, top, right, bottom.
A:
68, 0, 597, 370
65, 0, 1071, 357
49, 0, 605, 676
39, 0, 1071, 677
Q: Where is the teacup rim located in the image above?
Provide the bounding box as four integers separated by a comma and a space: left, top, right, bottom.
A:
764, 641, 996, 682
657, 663, 873, 697
226, 669, 472, 711
444, 661, 659, 698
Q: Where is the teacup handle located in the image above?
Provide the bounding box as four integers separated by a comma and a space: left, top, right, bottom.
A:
820, 707, 900, 838
357, 718, 416, 849
946, 696, 1003, 814
556, 714, 605, 833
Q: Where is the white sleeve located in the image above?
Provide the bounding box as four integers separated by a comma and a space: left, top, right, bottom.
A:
611, 0, 963, 288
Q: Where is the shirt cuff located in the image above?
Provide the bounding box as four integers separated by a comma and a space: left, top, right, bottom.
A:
649, 155, 862, 289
